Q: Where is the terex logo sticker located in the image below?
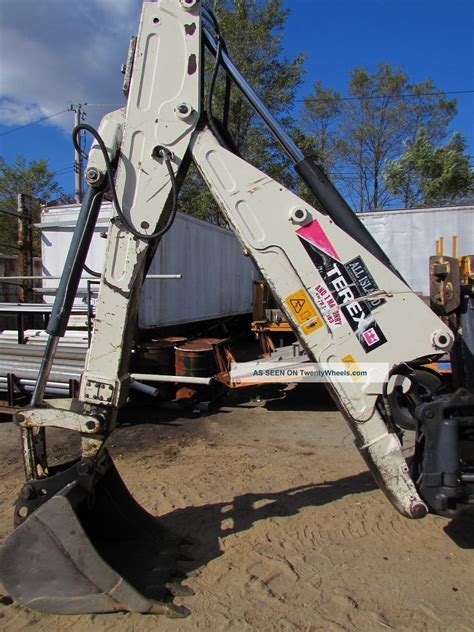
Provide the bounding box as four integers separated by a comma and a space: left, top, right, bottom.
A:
295, 222, 387, 353
346, 256, 386, 310
321, 262, 387, 352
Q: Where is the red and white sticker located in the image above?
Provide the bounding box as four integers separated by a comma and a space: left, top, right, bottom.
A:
313, 282, 346, 328
296, 219, 340, 261
361, 327, 380, 347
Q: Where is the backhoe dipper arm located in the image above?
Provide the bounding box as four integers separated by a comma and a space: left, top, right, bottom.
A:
190, 126, 453, 518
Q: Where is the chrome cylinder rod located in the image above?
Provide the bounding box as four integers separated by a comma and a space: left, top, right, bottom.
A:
30, 336, 60, 406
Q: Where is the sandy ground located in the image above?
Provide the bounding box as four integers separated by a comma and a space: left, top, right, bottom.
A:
0, 383, 473, 631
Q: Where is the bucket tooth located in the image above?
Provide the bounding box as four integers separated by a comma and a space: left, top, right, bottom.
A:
165, 582, 195, 597
0, 451, 192, 616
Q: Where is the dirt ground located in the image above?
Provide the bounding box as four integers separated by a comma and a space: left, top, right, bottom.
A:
0, 383, 473, 631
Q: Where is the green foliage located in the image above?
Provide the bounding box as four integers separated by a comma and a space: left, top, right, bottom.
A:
301, 80, 341, 173
179, 0, 305, 224
0, 155, 68, 255
302, 64, 458, 210
383, 130, 474, 206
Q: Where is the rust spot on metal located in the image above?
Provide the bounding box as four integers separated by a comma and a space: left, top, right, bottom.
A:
187, 53, 197, 75
184, 22, 196, 36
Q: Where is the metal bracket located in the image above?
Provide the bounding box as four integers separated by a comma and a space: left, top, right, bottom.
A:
82, 378, 117, 406
15, 399, 102, 434
429, 255, 461, 315
414, 388, 474, 517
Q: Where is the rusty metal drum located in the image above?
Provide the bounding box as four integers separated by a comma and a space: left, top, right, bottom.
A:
140, 340, 175, 375
174, 339, 216, 378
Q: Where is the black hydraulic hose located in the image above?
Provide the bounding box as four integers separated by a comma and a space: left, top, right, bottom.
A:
203, 6, 232, 145
83, 262, 101, 278
73, 123, 179, 242
46, 186, 105, 337
206, 37, 231, 150
295, 157, 401, 276
202, 21, 401, 276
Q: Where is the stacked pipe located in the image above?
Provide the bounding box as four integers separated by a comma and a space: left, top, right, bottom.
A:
0, 343, 85, 397
0, 330, 89, 349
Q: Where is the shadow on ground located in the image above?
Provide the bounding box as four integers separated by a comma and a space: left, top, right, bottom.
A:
91, 470, 378, 606
118, 382, 337, 427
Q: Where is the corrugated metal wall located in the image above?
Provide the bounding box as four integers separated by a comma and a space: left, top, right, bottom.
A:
40, 203, 256, 328
359, 205, 474, 295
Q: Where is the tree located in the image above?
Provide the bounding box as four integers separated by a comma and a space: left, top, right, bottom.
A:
301, 80, 341, 174
0, 155, 69, 255
301, 64, 457, 210
384, 130, 474, 207
178, 0, 305, 224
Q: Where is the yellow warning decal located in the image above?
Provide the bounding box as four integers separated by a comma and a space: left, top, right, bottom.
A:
341, 354, 362, 381
285, 288, 323, 335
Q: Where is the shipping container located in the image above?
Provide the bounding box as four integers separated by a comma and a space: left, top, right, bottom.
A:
358, 204, 474, 296
39, 203, 257, 329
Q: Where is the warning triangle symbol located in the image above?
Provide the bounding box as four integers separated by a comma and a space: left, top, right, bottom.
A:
290, 298, 305, 314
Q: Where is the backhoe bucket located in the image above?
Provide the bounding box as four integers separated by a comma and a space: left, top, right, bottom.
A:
0, 451, 191, 616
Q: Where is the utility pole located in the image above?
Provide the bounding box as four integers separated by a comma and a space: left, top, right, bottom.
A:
69, 103, 87, 203
17, 193, 34, 304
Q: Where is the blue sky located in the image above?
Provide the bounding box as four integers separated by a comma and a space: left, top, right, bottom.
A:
0, 0, 473, 198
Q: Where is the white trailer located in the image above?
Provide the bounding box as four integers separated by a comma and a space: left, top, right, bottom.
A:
359, 204, 474, 296
39, 203, 257, 329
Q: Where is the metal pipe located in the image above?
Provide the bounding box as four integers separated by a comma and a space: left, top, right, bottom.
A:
0, 378, 75, 389
0, 382, 70, 396
0, 369, 84, 381
130, 380, 159, 397
47, 186, 105, 338
130, 372, 213, 385
30, 336, 60, 406
203, 27, 303, 165
0, 274, 182, 281
0, 344, 86, 360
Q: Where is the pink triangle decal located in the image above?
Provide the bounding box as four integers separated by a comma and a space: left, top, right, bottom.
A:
296, 219, 340, 261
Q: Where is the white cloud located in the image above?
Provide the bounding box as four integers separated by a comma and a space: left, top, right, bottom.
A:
0, 0, 140, 132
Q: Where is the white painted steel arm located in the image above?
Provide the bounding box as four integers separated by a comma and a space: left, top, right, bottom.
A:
79, 0, 201, 411
190, 126, 453, 518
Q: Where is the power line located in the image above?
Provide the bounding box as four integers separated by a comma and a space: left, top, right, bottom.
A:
298, 89, 474, 103
0, 109, 68, 137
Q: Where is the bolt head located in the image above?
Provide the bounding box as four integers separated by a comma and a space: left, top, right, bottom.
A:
77, 461, 93, 476
180, 0, 198, 9
21, 485, 36, 500
175, 102, 193, 120
85, 167, 102, 186
85, 420, 96, 430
